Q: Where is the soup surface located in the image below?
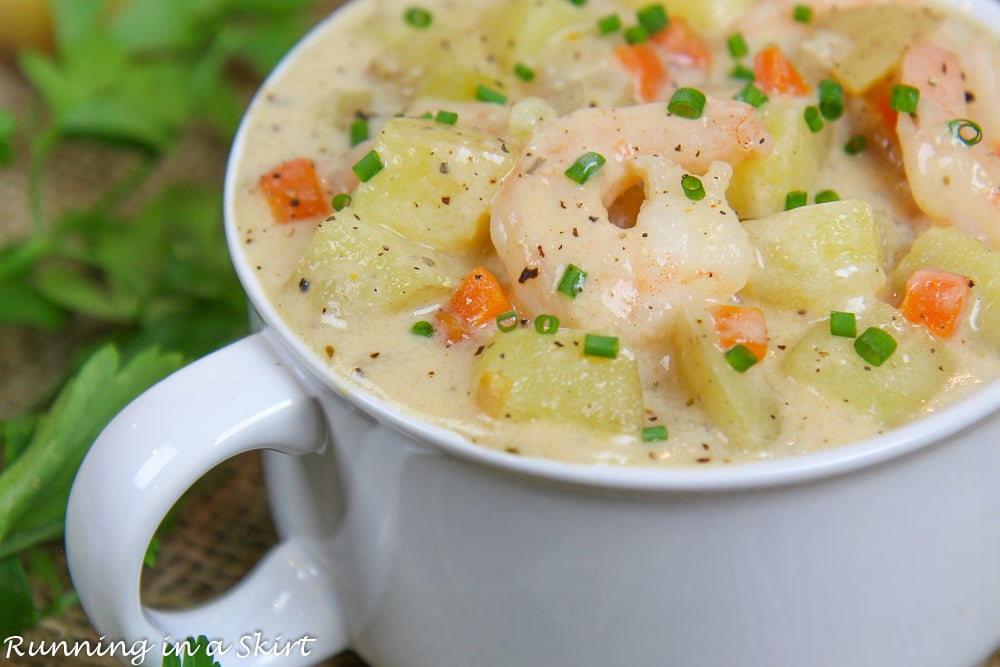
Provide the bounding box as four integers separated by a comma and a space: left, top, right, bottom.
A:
233, 0, 1000, 466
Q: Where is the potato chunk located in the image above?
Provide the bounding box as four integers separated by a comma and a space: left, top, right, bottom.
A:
474, 328, 643, 433
671, 307, 781, 451
741, 200, 885, 312
349, 117, 514, 251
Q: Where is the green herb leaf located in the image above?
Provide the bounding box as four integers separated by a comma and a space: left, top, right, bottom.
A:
0, 555, 35, 638
0, 108, 16, 166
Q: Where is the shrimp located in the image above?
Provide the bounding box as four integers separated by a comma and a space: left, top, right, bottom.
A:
490, 99, 771, 344
896, 43, 1000, 247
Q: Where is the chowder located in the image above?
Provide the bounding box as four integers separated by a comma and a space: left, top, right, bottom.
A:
231, 0, 1000, 466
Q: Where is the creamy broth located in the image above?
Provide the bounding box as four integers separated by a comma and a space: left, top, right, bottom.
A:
234, 0, 1000, 466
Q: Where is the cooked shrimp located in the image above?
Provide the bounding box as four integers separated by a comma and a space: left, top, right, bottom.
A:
490, 99, 771, 344
896, 43, 1000, 247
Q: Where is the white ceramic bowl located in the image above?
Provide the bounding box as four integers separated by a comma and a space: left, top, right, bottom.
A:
67, 1, 1000, 665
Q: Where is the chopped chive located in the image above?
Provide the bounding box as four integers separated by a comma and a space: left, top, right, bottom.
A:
731, 64, 755, 81
667, 87, 707, 119
535, 314, 560, 334
418, 111, 434, 119
724, 344, 758, 372
403, 6, 433, 28
352, 149, 384, 182
854, 327, 897, 366
557, 263, 588, 298
434, 109, 459, 125
475, 84, 508, 105
844, 134, 867, 155
497, 310, 519, 332
829, 311, 857, 338
734, 82, 768, 108
727, 32, 749, 59
411, 320, 435, 337
804, 105, 824, 133
637, 3, 669, 35
513, 63, 536, 82
681, 174, 706, 201
641, 425, 669, 442
623, 24, 648, 44
565, 151, 606, 184
566, 0, 586, 5
947, 118, 983, 146
792, 4, 813, 22
348, 117, 369, 147
785, 190, 808, 210
890, 84, 920, 113
818, 79, 844, 121
584, 333, 619, 359
597, 13, 622, 34
332, 193, 352, 211
814, 189, 840, 204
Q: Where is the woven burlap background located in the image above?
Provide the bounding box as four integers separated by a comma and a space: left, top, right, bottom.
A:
1, 5, 999, 666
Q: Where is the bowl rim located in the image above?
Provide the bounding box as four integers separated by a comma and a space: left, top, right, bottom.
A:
223, 0, 1000, 493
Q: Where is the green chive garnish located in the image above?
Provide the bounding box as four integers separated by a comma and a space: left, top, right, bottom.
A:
514, 63, 536, 82
567, 0, 586, 5
731, 64, 755, 81
597, 13, 622, 34
727, 32, 749, 59
641, 425, 669, 442
734, 82, 768, 108
845, 135, 867, 155
403, 6, 432, 28
535, 314, 560, 334
818, 79, 844, 121
349, 117, 369, 147
829, 311, 857, 338
352, 149, 384, 182
637, 3, 669, 35
434, 109, 459, 125
668, 87, 707, 119
623, 24, 648, 44
681, 174, 706, 201
565, 151, 606, 184
497, 310, 519, 332
947, 118, 983, 146
411, 320, 435, 337
854, 327, 897, 366
785, 190, 808, 210
332, 193, 352, 211
890, 84, 920, 113
557, 264, 588, 298
814, 189, 840, 204
724, 344, 758, 372
792, 4, 813, 22
804, 105, 824, 133
584, 333, 619, 359
475, 84, 507, 105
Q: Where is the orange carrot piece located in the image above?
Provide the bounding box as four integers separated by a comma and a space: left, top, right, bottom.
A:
710, 305, 768, 361
615, 43, 668, 103
651, 17, 711, 69
753, 45, 811, 97
259, 158, 332, 223
437, 267, 513, 343
900, 268, 972, 338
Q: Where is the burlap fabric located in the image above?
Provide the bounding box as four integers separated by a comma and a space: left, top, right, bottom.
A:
1, 8, 999, 667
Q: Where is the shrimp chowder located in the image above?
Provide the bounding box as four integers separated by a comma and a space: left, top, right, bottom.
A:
234, 0, 1000, 467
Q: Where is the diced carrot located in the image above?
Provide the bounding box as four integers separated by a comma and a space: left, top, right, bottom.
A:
753, 45, 811, 97
615, 43, 668, 103
259, 158, 332, 223
437, 266, 513, 344
900, 268, 972, 338
867, 80, 899, 134
710, 305, 768, 361
651, 16, 711, 69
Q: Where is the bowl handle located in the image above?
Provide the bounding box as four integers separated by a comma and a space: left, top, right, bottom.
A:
65, 331, 345, 666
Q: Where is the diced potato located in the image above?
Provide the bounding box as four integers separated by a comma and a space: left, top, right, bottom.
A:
727, 99, 833, 220
479, 0, 592, 69
349, 117, 514, 252
783, 302, 955, 424
741, 200, 886, 312
814, 5, 940, 95
671, 307, 781, 450
892, 226, 1000, 350
474, 328, 643, 433
295, 214, 465, 318
617, 0, 753, 34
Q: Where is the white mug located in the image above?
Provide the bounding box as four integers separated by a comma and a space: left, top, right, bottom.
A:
66, 0, 1000, 665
